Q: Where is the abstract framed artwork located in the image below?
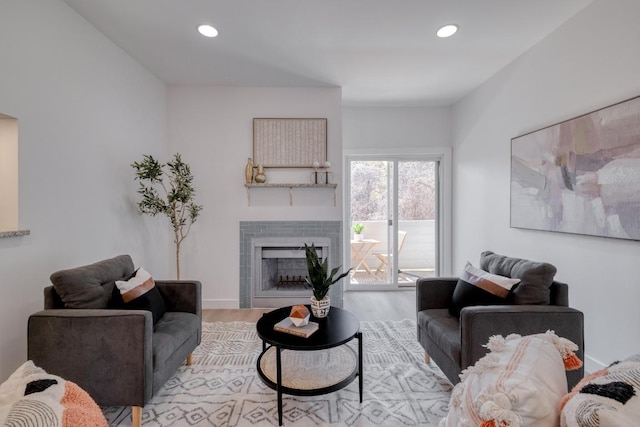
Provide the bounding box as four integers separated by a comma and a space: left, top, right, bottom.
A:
511, 95, 640, 241
253, 118, 327, 168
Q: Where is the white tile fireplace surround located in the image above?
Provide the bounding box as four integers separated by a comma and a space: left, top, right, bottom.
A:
239, 221, 343, 308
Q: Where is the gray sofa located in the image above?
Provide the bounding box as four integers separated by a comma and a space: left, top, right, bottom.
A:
416, 251, 584, 389
27, 255, 201, 427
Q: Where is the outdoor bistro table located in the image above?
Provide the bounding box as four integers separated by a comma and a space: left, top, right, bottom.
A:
350, 239, 380, 278
256, 306, 363, 426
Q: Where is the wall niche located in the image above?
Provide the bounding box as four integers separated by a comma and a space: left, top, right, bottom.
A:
0, 113, 28, 237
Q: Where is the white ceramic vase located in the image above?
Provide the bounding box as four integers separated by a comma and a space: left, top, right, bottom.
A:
310, 295, 330, 318
354, 233, 364, 242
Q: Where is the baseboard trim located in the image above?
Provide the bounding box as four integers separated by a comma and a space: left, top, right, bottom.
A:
584, 354, 607, 374
202, 299, 239, 309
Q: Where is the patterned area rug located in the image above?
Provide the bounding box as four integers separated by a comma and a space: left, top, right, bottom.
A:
102, 319, 452, 426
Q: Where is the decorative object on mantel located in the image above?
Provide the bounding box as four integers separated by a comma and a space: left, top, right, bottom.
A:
131, 153, 203, 279
254, 164, 266, 184
312, 161, 320, 184
323, 161, 332, 184
244, 157, 254, 184
352, 223, 365, 241
511, 94, 640, 241
304, 243, 351, 318
253, 118, 327, 168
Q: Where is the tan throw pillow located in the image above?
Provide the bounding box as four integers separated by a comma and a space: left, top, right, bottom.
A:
449, 262, 520, 316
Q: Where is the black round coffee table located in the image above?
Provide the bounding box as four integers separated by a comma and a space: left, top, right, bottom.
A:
256, 306, 363, 426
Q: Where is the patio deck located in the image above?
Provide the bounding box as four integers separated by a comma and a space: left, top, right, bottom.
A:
348, 220, 437, 286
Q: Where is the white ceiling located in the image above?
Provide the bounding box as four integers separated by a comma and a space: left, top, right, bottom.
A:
62, 0, 593, 107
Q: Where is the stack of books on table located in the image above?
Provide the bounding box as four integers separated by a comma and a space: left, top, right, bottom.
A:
273, 318, 319, 338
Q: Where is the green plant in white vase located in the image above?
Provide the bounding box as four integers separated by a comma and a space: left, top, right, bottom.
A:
352, 223, 365, 241
132, 153, 203, 280
304, 243, 351, 318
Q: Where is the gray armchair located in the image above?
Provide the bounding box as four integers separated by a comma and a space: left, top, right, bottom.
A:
416, 251, 584, 389
27, 255, 201, 427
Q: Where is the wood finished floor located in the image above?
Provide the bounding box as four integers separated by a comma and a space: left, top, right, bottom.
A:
201, 289, 416, 323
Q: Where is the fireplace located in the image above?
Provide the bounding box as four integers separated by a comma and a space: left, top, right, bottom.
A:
239, 221, 342, 308
252, 237, 330, 307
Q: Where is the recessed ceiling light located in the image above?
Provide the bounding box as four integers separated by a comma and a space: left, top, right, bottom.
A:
197, 24, 218, 38
436, 24, 458, 38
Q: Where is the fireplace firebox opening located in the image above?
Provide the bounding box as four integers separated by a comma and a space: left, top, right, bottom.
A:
252, 237, 330, 307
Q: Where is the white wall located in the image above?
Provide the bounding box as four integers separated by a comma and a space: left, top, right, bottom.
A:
167, 86, 343, 308
0, 0, 170, 379
452, 0, 640, 372
343, 106, 452, 149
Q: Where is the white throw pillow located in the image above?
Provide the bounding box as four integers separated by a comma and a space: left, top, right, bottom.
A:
440, 331, 582, 427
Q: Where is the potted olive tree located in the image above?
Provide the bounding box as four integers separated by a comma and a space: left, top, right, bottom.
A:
132, 153, 203, 279
304, 243, 351, 318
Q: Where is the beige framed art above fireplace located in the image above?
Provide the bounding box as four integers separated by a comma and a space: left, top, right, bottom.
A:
253, 118, 327, 168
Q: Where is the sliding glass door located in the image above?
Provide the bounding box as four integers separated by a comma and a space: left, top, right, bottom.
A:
346, 156, 438, 290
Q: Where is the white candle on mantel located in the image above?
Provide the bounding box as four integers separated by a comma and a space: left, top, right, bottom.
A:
323, 161, 331, 184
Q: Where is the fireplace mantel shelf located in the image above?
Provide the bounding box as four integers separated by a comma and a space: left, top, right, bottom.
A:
244, 183, 337, 206
0, 229, 30, 238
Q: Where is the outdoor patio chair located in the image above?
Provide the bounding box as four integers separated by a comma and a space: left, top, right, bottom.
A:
374, 230, 408, 276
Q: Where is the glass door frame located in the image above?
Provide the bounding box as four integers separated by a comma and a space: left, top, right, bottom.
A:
343, 148, 452, 291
